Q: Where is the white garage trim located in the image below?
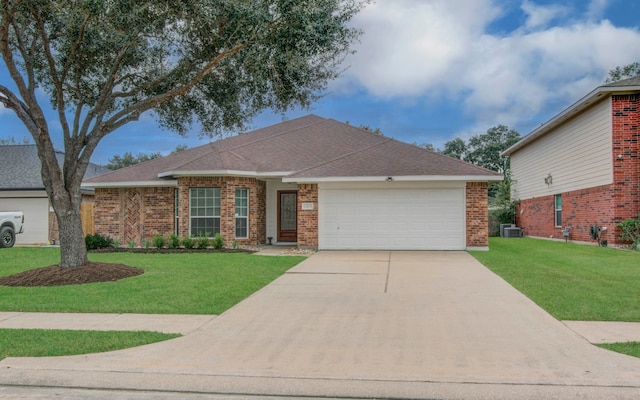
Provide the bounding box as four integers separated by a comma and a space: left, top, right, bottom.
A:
318, 182, 465, 250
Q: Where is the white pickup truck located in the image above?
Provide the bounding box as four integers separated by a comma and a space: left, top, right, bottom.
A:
0, 211, 24, 248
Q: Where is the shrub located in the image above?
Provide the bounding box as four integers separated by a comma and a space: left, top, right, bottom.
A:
197, 232, 210, 249
489, 200, 518, 237
168, 233, 181, 249
113, 238, 120, 248
212, 232, 224, 250
128, 240, 136, 249
152, 234, 166, 249
144, 240, 150, 249
182, 236, 195, 249
85, 233, 114, 250
618, 215, 640, 250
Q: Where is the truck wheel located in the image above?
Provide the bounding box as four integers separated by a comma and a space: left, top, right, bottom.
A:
0, 226, 16, 248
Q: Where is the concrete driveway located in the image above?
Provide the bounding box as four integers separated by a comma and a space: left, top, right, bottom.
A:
2, 251, 640, 399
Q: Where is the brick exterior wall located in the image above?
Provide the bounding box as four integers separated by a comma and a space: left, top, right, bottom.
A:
466, 182, 489, 247
177, 177, 266, 246
612, 95, 640, 228
516, 94, 639, 245
95, 187, 175, 245
297, 184, 318, 248
517, 185, 616, 243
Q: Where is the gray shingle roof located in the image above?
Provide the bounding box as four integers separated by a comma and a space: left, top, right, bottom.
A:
0, 145, 109, 190
602, 76, 640, 87
84, 115, 502, 186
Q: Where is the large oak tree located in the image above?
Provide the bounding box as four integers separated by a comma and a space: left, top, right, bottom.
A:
0, 0, 366, 267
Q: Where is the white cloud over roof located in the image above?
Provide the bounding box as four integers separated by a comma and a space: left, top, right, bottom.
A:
334, 0, 640, 133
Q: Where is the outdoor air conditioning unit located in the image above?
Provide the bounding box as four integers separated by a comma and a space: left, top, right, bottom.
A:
500, 224, 515, 237
504, 227, 522, 238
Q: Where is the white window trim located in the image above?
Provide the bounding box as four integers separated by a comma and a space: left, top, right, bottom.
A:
235, 188, 249, 239
554, 194, 562, 227
189, 187, 221, 237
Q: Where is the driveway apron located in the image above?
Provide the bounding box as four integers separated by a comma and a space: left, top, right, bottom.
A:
2, 251, 640, 399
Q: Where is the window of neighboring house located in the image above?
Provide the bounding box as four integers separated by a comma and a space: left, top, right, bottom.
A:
554, 194, 562, 227
235, 188, 249, 239
190, 187, 220, 237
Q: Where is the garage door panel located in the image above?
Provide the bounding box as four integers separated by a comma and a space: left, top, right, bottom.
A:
319, 188, 464, 250
0, 198, 49, 245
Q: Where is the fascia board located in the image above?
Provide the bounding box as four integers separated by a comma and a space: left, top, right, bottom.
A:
157, 170, 294, 179
282, 175, 504, 183
81, 181, 178, 188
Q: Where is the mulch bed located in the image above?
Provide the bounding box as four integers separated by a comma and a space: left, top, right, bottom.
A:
0, 262, 144, 287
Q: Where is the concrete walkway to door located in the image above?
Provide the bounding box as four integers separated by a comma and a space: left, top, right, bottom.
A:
2, 251, 640, 399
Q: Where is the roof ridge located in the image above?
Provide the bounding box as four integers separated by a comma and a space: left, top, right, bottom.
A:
289, 136, 394, 176
170, 144, 221, 170
225, 117, 326, 152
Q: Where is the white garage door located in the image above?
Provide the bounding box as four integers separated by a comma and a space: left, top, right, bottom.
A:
0, 197, 49, 245
319, 188, 465, 250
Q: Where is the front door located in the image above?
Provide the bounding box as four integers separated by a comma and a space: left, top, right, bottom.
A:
278, 191, 297, 242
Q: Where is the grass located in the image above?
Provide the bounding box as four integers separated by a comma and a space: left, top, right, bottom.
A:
0, 329, 179, 361
469, 238, 640, 322
598, 342, 640, 358
0, 247, 305, 314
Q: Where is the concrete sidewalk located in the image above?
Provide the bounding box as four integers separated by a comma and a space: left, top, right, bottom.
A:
3, 311, 640, 344
0, 312, 216, 335
2, 251, 640, 400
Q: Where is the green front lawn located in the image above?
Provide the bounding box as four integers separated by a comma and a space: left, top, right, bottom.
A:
0, 248, 305, 314
469, 238, 640, 321
0, 329, 179, 360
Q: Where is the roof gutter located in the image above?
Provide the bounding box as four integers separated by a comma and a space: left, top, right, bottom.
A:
81, 181, 178, 189
157, 170, 294, 179
283, 175, 504, 183
502, 85, 640, 156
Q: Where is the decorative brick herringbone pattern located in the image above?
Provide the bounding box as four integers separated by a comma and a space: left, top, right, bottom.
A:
124, 188, 141, 244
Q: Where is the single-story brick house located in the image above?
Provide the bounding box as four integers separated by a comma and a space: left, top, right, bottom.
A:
503, 77, 640, 245
83, 115, 502, 250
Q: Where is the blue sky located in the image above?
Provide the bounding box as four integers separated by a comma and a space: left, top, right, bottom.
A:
2, 0, 640, 165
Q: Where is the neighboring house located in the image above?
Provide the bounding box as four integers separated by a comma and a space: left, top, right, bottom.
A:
0, 145, 109, 245
83, 115, 502, 250
503, 77, 640, 245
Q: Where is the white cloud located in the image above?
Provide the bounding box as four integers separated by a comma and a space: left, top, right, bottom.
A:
587, 0, 611, 21
335, 0, 640, 134
521, 0, 569, 30
336, 0, 501, 97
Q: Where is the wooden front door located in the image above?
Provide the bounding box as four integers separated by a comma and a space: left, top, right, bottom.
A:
277, 191, 297, 242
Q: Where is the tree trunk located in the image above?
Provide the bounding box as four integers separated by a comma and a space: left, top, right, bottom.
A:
30, 131, 90, 268
55, 199, 88, 267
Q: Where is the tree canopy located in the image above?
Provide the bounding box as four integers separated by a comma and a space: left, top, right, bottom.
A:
441, 125, 520, 175
441, 125, 520, 199
105, 145, 189, 169
0, 0, 367, 267
605, 62, 640, 83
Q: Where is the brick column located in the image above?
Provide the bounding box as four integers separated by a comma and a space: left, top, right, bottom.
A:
466, 182, 489, 248
297, 183, 318, 248
611, 94, 640, 244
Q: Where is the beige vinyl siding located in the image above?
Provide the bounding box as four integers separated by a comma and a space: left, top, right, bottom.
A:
511, 98, 613, 200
